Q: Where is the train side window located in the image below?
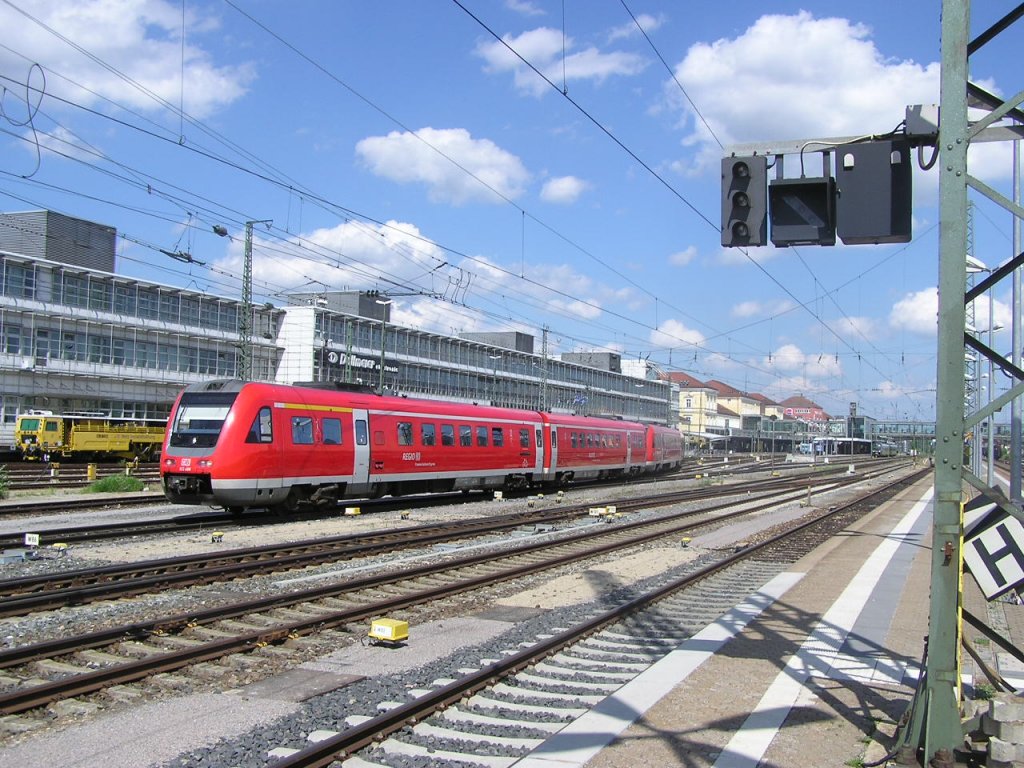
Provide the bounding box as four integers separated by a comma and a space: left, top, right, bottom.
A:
421, 423, 436, 446
520, 428, 530, 449
459, 425, 472, 447
535, 428, 542, 448
355, 419, 368, 446
570, 433, 577, 449
45, 421, 59, 433
246, 407, 273, 443
322, 417, 342, 445
476, 426, 488, 447
291, 416, 314, 445
492, 427, 503, 447
441, 424, 455, 446
397, 422, 413, 446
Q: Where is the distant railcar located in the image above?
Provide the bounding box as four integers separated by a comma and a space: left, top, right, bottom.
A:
160, 380, 683, 513
14, 412, 166, 461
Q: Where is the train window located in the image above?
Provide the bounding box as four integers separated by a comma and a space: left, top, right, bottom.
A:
421, 423, 436, 446
355, 419, 368, 446
441, 424, 455, 446
459, 425, 472, 447
476, 426, 488, 447
535, 428, 542, 448
520, 428, 530, 449
322, 417, 342, 445
397, 422, 414, 446
570, 433, 577, 449
45, 421, 59, 433
246, 407, 273, 444
291, 416, 314, 445
492, 427, 503, 447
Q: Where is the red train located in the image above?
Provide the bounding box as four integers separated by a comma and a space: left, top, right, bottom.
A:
160, 380, 683, 512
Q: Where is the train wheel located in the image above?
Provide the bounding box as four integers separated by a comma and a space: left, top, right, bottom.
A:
270, 490, 300, 514
226, 506, 244, 516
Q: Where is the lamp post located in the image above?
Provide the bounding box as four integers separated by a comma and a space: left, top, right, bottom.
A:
769, 414, 777, 468
376, 297, 391, 392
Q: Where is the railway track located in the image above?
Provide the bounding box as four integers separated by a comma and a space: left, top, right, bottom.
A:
0, 463, 920, 731
0, 457, 904, 551
0, 464, 898, 616
215, 466, 931, 768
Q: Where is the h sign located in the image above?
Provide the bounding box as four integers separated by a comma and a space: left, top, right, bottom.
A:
964, 496, 1024, 600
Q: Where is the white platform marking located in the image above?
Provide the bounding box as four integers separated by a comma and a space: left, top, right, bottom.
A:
712, 486, 932, 768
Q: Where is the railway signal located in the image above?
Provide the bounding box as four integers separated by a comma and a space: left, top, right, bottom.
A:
720, 155, 767, 247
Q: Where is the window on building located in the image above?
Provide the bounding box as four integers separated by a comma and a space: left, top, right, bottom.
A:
113, 284, 137, 315
62, 274, 89, 308
137, 289, 159, 319
3, 262, 36, 299
88, 279, 112, 311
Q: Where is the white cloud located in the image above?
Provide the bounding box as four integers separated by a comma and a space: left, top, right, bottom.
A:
668, 246, 696, 267
671, 12, 940, 168
731, 299, 796, 318
833, 315, 877, 340
505, 0, 545, 17
889, 287, 937, 335
218, 219, 447, 300
356, 127, 531, 205
765, 343, 842, 378
650, 319, 706, 349
476, 27, 647, 97
0, 0, 252, 119
540, 175, 589, 204
609, 13, 665, 42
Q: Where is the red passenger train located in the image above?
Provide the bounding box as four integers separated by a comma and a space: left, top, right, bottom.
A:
160, 380, 683, 512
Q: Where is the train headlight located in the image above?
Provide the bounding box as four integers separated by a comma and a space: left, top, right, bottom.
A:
198, 459, 213, 468
164, 458, 174, 467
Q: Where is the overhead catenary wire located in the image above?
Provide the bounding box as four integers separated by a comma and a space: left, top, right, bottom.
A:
0, 2, 928, 412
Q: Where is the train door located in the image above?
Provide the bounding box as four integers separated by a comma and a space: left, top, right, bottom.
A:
532, 423, 544, 476
352, 408, 370, 485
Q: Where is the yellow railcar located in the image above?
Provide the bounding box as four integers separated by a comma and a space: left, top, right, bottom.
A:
14, 412, 166, 461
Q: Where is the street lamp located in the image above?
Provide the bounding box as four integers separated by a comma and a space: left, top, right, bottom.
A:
375, 297, 392, 392
769, 414, 778, 467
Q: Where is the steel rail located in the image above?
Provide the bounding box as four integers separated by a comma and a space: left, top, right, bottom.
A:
270, 467, 930, 767
0, 467, 866, 614
0, 475, 874, 713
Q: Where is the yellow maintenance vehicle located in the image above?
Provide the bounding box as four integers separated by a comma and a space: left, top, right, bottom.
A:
14, 412, 166, 461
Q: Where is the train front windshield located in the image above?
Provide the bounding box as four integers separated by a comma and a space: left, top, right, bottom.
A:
168, 391, 238, 448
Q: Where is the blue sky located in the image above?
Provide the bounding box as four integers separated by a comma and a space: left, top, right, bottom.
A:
0, 0, 1018, 421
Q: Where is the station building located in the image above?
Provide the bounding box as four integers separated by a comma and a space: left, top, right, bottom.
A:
0, 210, 674, 453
